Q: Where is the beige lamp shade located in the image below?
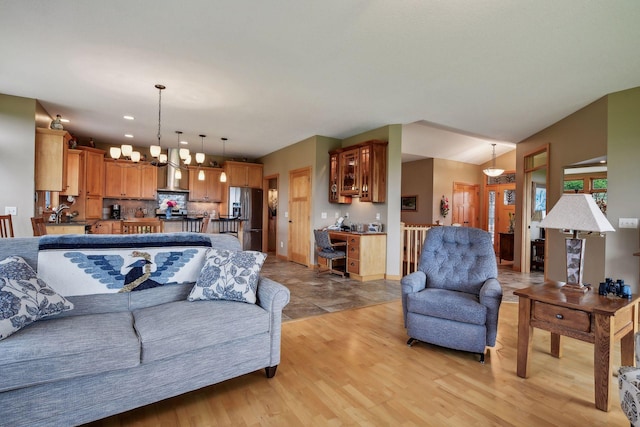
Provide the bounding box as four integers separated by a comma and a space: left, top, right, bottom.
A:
539, 193, 614, 233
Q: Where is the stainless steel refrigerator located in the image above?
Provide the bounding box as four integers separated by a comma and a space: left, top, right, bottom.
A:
228, 187, 263, 251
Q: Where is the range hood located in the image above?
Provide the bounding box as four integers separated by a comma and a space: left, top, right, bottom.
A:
157, 148, 189, 192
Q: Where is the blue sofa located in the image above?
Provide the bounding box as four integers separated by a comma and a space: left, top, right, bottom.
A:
0, 233, 290, 427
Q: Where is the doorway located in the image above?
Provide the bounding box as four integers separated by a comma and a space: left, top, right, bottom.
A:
522, 145, 549, 273
264, 175, 278, 254
485, 177, 516, 255
288, 167, 311, 266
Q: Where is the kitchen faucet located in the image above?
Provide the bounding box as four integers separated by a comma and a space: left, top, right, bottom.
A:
54, 204, 70, 223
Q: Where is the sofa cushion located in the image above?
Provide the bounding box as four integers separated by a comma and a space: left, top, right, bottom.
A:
0, 256, 73, 340
37, 233, 212, 296
407, 288, 487, 325
187, 248, 266, 304
133, 299, 270, 363
0, 311, 140, 392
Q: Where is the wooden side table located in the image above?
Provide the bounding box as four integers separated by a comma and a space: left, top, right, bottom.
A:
514, 282, 639, 411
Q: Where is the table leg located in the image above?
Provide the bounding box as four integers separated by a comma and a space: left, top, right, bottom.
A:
620, 302, 639, 367
517, 297, 533, 378
550, 333, 562, 358
593, 313, 613, 411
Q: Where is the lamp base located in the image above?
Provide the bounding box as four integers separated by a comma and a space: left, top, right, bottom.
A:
561, 282, 590, 293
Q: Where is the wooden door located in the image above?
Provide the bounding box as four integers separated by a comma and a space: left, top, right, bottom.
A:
452, 182, 479, 227
288, 167, 311, 266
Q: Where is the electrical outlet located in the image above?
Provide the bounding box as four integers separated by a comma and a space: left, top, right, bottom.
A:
280, 241, 284, 248
321, 212, 327, 219
335, 212, 339, 219
619, 218, 639, 229
4, 207, 17, 215
284, 211, 288, 218
375, 213, 381, 220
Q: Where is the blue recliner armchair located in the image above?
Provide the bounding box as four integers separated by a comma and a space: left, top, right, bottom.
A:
401, 226, 502, 362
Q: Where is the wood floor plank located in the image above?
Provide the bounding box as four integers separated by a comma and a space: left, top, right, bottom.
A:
84, 301, 629, 426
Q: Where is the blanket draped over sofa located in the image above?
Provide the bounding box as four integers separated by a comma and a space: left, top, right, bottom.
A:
0, 233, 290, 427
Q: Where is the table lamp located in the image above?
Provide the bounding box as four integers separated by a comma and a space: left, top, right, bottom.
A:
538, 193, 615, 292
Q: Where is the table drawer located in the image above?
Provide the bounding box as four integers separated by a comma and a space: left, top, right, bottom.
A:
347, 259, 360, 274
533, 301, 591, 332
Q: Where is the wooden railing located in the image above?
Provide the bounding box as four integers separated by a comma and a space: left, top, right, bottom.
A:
400, 223, 439, 275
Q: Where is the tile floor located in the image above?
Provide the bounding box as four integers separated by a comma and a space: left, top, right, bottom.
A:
261, 255, 544, 321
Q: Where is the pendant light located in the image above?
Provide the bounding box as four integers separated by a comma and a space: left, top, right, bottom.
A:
219, 137, 228, 183
174, 131, 183, 180
483, 143, 504, 177
196, 134, 206, 165
149, 84, 166, 164
197, 134, 206, 181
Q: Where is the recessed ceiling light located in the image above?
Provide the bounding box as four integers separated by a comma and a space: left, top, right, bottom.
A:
123, 115, 134, 120
60, 118, 70, 123
180, 139, 189, 145
124, 134, 134, 138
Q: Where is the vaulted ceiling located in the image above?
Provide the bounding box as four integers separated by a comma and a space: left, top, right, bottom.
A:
1, 1, 639, 163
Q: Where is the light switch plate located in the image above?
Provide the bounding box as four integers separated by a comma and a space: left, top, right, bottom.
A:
4, 207, 17, 215
619, 218, 639, 228
321, 212, 327, 219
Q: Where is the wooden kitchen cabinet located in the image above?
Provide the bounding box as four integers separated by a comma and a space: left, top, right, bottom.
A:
60, 149, 81, 196
189, 167, 224, 202
224, 161, 263, 188
104, 160, 156, 200
328, 231, 387, 281
330, 140, 387, 203
35, 127, 71, 191
329, 151, 351, 204
91, 220, 122, 234
77, 147, 105, 220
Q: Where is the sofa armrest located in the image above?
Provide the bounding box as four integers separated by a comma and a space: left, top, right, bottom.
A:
256, 276, 290, 368
257, 276, 290, 313
619, 366, 640, 426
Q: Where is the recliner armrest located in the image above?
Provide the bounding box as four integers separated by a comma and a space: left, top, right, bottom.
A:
401, 270, 427, 294
479, 278, 502, 302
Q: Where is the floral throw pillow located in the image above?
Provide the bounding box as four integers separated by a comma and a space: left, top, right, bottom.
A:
0, 256, 74, 340
188, 248, 267, 304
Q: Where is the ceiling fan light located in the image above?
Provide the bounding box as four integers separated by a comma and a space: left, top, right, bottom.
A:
109, 147, 121, 159
195, 152, 205, 164
149, 145, 161, 158
121, 144, 133, 157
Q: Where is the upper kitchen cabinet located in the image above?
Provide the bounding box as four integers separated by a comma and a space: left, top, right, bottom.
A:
224, 161, 263, 188
35, 127, 71, 191
330, 140, 387, 203
104, 159, 157, 200
188, 167, 223, 202
60, 149, 81, 196
329, 151, 351, 204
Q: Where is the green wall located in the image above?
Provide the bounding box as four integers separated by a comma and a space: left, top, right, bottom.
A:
0, 94, 37, 237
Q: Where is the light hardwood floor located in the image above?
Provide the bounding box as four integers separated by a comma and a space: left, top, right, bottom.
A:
84, 301, 628, 426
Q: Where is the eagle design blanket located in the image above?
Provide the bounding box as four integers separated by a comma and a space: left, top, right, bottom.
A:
37, 233, 212, 296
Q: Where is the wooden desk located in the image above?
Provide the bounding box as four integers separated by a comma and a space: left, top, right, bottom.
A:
514, 282, 639, 411
328, 231, 386, 281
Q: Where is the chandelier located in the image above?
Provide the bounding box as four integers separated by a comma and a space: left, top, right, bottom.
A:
482, 143, 504, 177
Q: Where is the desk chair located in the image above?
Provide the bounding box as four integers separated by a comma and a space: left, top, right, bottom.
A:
30, 217, 47, 236
122, 219, 163, 234
0, 214, 14, 238
314, 229, 347, 277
